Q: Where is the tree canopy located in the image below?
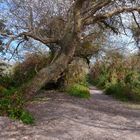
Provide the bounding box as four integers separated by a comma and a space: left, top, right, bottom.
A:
0, 0, 140, 99
0, 0, 139, 54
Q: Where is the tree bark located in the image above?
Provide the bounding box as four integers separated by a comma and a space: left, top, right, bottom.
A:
24, 33, 77, 100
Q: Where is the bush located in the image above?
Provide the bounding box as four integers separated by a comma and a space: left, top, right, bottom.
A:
12, 53, 50, 87
0, 53, 51, 124
67, 84, 90, 99
0, 75, 14, 88
9, 109, 34, 124
63, 57, 89, 88
0, 87, 34, 124
89, 53, 140, 102
105, 83, 128, 101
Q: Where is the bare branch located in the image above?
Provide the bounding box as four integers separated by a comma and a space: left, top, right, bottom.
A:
21, 32, 59, 44
8, 40, 25, 61
83, 0, 112, 20
84, 7, 140, 26
131, 12, 140, 29
118, 15, 128, 36
5, 31, 60, 50
101, 21, 119, 34
28, 6, 34, 30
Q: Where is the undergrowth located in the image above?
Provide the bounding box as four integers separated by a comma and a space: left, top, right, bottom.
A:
89, 53, 140, 102
0, 53, 50, 124
66, 84, 90, 99
0, 86, 34, 124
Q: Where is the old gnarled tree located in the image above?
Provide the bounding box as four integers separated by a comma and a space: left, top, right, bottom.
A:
0, 0, 140, 99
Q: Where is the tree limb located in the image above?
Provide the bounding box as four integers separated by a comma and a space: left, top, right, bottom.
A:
8, 40, 25, 61
5, 32, 59, 50
73, 0, 86, 33
131, 12, 140, 29
21, 32, 59, 44
84, 7, 140, 26
101, 21, 119, 34
83, 0, 112, 20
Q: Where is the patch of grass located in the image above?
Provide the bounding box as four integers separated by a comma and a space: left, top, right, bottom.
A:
9, 109, 34, 124
0, 87, 34, 124
67, 84, 90, 99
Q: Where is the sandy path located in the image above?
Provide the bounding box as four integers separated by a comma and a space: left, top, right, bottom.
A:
0, 87, 140, 140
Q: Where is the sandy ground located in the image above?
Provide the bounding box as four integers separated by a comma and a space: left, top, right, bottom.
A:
0, 87, 140, 140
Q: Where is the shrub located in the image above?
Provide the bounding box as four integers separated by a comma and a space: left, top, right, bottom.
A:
0, 85, 7, 93
9, 109, 34, 124
63, 57, 89, 88
12, 53, 50, 87
89, 53, 140, 102
66, 84, 90, 99
0, 75, 14, 88
0, 53, 51, 124
0, 87, 34, 124
105, 83, 127, 101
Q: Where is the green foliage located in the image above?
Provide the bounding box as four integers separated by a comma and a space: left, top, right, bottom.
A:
63, 57, 89, 88
0, 53, 51, 124
97, 74, 109, 88
105, 83, 128, 101
9, 109, 34, 124
67, 84, 90, 99
0, 75, 14, 88
90, 53, 140, 102
0, 87, 34, 124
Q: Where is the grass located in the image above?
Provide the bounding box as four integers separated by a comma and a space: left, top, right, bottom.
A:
67, 84, 90, 99
0, 86, 34, 124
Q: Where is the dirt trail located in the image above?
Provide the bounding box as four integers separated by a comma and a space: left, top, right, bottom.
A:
0, 87, 140, 140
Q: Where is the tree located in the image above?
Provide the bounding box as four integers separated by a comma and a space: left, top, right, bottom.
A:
0, 0, 140, 100
131, 23, 140, 53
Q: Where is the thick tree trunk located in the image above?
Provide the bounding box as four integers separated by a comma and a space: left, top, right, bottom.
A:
24, 33, 77, 100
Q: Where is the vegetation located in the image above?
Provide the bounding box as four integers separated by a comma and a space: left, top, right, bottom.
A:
0, 53, 51, 124
63, 57, 89, 88
67, 84, 90, 99
0, 0, 140, 124
0, 86, 34, 124
0, 53, 89, 123
89, 52, 140, 102
0, 0, 139, 100
12, 53, 50, 87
